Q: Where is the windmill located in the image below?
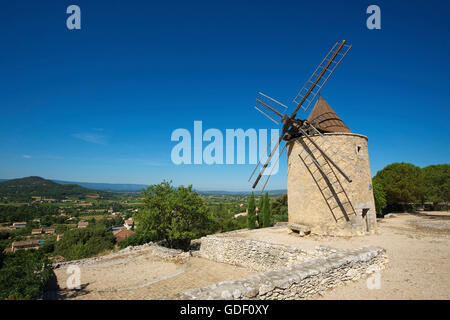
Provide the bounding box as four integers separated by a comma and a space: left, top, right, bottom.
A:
249, 40, 377, 236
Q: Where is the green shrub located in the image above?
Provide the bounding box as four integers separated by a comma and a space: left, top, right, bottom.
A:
54, 225, 115, 260
373, 162, 425, 212
0, 250, 52, 300
135, 181, 212, 250
117, 233, 154, 249
372, 180, 387, 216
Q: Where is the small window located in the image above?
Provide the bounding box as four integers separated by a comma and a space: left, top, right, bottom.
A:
356, 145, 362, 155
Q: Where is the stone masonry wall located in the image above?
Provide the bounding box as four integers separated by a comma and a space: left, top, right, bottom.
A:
179, 245, 388, 300
199, 235, 337, 272
287, 133, 377, 236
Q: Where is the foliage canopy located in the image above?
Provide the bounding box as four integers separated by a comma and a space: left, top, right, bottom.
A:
135, 181, 211, 250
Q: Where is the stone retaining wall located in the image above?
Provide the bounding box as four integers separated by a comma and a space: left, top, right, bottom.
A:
198, 235, 337, 272
179, 245, 387, 300
52, 242, 188, 269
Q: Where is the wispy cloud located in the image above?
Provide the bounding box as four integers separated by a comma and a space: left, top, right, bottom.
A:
22, 154, 31, 159
116, 158, 168, 167
72, 133, 107, 145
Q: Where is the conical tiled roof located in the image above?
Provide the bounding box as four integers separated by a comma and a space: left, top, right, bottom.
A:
307, 96, 351, 133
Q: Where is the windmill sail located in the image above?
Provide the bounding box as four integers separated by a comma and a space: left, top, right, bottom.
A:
250, 40, 352, 190
292, 40, 352, 116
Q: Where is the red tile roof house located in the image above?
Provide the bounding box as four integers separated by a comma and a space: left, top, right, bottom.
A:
31, 228, 43, 235
113, 229, 135, 242
43, 228, 56, 234
77, 221, 89, 228
11, 240, 40, 252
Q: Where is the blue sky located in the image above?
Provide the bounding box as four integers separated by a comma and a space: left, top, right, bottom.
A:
0, 0, 449, 191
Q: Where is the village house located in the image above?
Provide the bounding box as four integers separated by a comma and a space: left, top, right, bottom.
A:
77, 221, 89, 228
11, 240, 40, 252
109, 225, 125, 233
31, 228, 43, 235
43, 228, 56, 234
12, 222, 27, 229
113, 228, 135, 242
124, 218, 134, 230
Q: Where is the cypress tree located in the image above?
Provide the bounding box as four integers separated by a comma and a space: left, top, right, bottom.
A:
247, 193, 257, 229
257, 195, 264, 228
262, 192, 271, 228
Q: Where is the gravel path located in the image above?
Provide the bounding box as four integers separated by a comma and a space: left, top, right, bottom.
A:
53, 255, 254, 300
232, 212, 450, 300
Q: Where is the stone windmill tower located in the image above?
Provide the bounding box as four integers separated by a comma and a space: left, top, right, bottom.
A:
249, 40, 377, 237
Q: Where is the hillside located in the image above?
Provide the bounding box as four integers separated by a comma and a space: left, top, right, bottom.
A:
0, 176, 110, 201
53, 180, 149, 192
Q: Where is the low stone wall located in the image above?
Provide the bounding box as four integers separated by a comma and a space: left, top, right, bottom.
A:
52, 242, 188, 269
198, 235, 337, 272
178, 245, 387, 300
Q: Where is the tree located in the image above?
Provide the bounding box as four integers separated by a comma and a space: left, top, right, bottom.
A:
257, 196, 264, 227
271, 193, 288, 223
262, 192, 272, 228
422, 164, 450, 210
372, 180, 387, 216
0, 250, 52, 300
54, 225, 115, 260
135, 181, 211, 250
247, 193, 257, 229
373, 162, 425, 211
212, 204, 235, 233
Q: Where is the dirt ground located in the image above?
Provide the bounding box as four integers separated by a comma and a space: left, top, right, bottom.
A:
233, 211, 450, 300
51, 211, 449, 300
52, 253, 254, 300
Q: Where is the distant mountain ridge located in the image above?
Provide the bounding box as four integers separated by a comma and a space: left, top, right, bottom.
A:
0, 177, 287, 195
53, 180, 149, 192
0, 176, 109, 201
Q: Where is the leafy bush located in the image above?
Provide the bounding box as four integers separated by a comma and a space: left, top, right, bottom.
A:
372, 180, 387, 216
117, 233, 154, 249
422, 164, 450, 210
0, 250, 52, 300
54, 225, 115, 260
40, 236, 56, 254
271, 194, 288, 223
373, 162, 425, 212
135, 181, 212, 250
